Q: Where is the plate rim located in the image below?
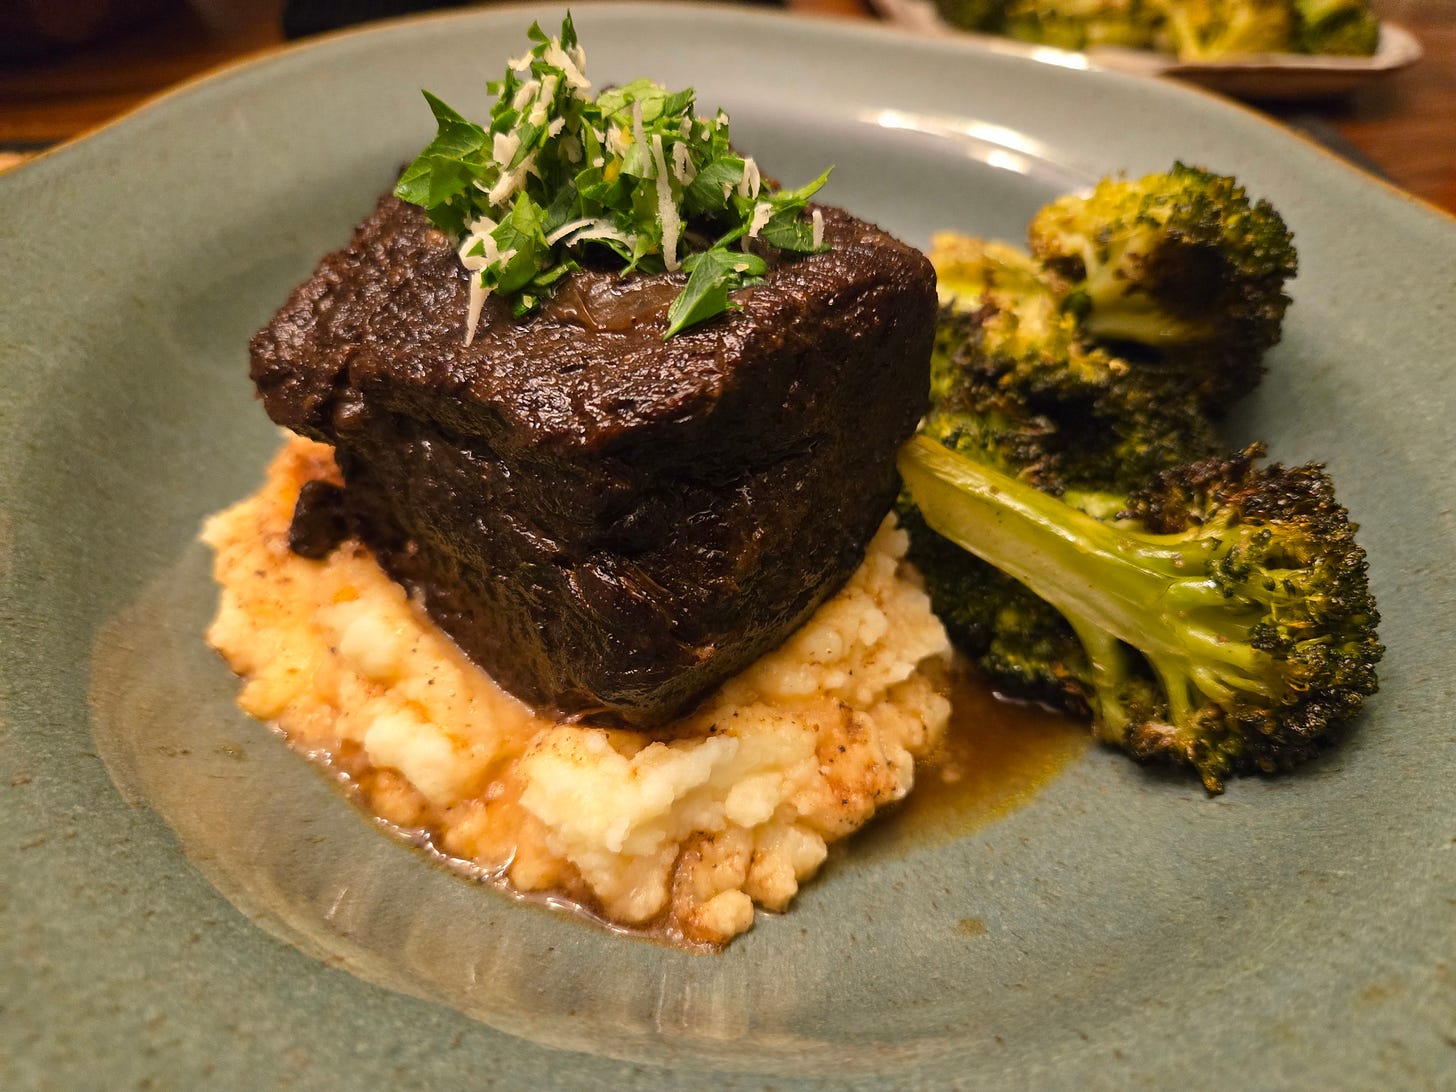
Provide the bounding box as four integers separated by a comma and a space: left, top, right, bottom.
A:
2, 3, 1454, 1086
3, 1, 1447, 225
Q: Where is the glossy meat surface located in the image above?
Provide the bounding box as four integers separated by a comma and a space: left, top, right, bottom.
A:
251, 194, 935, 726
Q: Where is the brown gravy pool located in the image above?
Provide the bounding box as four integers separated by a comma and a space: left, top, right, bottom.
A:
861, 662, 1089, 857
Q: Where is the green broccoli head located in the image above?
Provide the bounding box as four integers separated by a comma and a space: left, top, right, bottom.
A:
1026, 163, 1297, 413
921, 384, 1065, 492
1003, 0, 1159, 49
927, 234, 1074, 415
1291, 0, 1379, 54
930, 232, 1063, 314
1112, 445, 1383, 786
939, 312, 1220, 493
1151, 0, 1295, 59
928, 231, 1222, 493
900, 436, 1383, 792
911, 261, 1222, 724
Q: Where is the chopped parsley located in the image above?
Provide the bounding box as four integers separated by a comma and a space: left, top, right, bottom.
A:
393, 15, 831, 342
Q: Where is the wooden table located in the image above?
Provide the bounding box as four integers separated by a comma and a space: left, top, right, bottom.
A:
2, 0, 1453, 217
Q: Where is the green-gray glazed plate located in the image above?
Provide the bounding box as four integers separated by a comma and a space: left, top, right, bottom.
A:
3, 4, 1453, 1088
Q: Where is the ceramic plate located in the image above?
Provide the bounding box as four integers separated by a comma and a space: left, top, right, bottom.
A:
872, 0, 1424, 98
2, 4, 1453, 1087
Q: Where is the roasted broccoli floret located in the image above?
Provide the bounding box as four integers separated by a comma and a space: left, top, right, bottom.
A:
1150, 0, 1295, 59
931, 233, 1061, 314
900, 435, 1383, 791
906, 232, 1222, 711
928, 232, 1221, 492
1004, 0, 1159, 49
928, 234, 1070, 412
1291, 0, 1379, 54
929, 307, 1221, 494
1027, 163, 1297, 413
905, 168, 1376, 790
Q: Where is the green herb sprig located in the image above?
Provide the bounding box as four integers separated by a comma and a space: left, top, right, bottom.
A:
394, 15, 832, 341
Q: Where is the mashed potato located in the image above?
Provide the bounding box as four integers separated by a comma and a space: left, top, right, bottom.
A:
204, 436, 953, 947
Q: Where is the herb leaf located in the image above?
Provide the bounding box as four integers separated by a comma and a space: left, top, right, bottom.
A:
392, 17, 833, 341
665, 249, 768, 339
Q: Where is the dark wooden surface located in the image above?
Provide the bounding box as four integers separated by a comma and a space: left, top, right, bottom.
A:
1, 0, 1452, 216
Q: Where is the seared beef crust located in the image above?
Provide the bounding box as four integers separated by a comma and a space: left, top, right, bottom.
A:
251, 194, 934, 727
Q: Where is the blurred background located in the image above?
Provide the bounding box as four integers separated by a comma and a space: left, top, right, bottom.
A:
0, 0, 1452, 211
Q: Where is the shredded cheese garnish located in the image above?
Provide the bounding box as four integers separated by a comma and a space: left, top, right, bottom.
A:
651, 134, 682, 272
746, 201, 774, 241
394, 16, 832, 343
737, 159, 762, 200
546, 217, 615, 246
492, 131, 520, 168
544, 42, 590, 90
562, 221, 634, 248
671, 141, 696, 185
528, 74, 558, 126
458, 218, 507, 346
511, 79, 538, 110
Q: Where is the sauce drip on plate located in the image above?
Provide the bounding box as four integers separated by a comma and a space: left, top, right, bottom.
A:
861, 661, 1089, 857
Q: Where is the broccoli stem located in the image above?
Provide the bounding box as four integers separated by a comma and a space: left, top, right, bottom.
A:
898, 435, 1269, 692
1081, 258, 1214, 346
1062, 617, 1139, 743
1083, 297, 1212, 347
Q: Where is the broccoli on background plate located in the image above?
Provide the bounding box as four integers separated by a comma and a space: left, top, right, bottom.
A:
934, 0, 1381, 58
